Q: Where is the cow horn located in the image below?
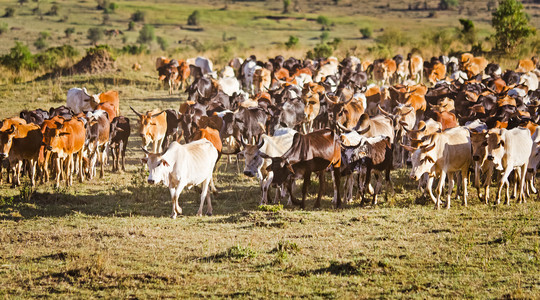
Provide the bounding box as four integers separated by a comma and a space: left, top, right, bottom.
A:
257, 122, 266, 133
343, 93, 355, 105
141, 147, 150, 155
400, 143, 417, 152
421, 142, 436, 152
324, 93, 337, 104
356, 124, 371, 135
130, 106, 143, 117
5, 124, 15, 134
196, 86, 204, 98
378, 104, 392, 117
336, 121, 351, 133
83, 87, 91, 97
150, 111, 165, 118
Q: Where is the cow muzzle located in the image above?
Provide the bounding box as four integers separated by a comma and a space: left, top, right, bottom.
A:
0, 153, 7, 159
46, 146, 53, 151
472, 155, 480, 161
243, 170, 255, 178
487, 155, 494, 161
147, 179, 155, 184
410, 174, 418, 181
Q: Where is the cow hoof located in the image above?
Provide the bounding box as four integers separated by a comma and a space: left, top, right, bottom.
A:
170, 213, 177, 219
206, 212, 212, 216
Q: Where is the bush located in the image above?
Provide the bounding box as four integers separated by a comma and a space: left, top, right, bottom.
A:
87, 27, 104, 45
137, 24, 155, 45
108, 2, 118, 12
65, 27, 75, 38
187, 10, 200, 26
492, 0, 536, 53
156, 36, 168, 50
120, 44, 147, 55
128, 21, 135, 31
4, 7, 15, 17
376, 28, 408, 49
131, 10, 145, 22
316, 15, 331, 30
0, 22, 8, 35
46, 4, 58, 16
283, 0, 291, 13
0, 42, 35, 72
439, 0, 459, 10
328, 37, 342, 50
306, 43, 333, 60
285, 35, 299, 49
320, 31, 330, 43
360, 27, 372, 39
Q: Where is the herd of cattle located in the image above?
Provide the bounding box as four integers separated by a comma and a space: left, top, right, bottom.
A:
1, 52, 540, 217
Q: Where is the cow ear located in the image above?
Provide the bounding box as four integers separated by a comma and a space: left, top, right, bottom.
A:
141, 157, 148, 164
425, 156, 435, 163
285, 159, 295, 174
498, 140, 505, 147
259, 152, 270, 159
59, 132, 70, 136
481, 141, 488, 147
161, 159, 170, 167
116, 127, 124, 132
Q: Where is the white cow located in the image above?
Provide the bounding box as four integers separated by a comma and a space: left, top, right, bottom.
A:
407, 127, 472, 209
485, 127, 532, 205
186, 56, 214, 76
314, 57, 339, 82
241, 128, 297, 205
66, 87, 98, 114
143, 139, 218, 218
242, 59, 258, 94
218, 76, 241, 97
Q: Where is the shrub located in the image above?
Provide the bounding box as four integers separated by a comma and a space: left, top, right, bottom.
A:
120, 44, 147, 55
0, 42, 35, 72
131, 10, 145, 22
492, 0, 536, 53
108, 2, 118, 12
376, 28, 408, 49
439, 0, 459, 10
320, 31, 329, 43
285, 35, 299, 49
46, 4, 59, 16
316, 15, 331, 30
0, 22, 8, 35
137, 24, 155, 45
328, 37, 342, 50
360, 27, 372, 39
157, 36, 168, 50
282, 0, 291, 13
128, 21, 135, 31
65, 27, 75, 38
87, 27, 104, 45
187, 10, 200, 26
4, 7, 15, 17
306, 43, 333, 60
96, 0, 110, 10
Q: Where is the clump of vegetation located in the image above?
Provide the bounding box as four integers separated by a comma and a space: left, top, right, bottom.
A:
120, 44, 148, 55
376, 28, 408, 49
137, 24, 155, 45
458, 18, 477, 46
34, 32, 50, 50
360, 27, 372, 39
328, 37, 341, 50
187, 10, 200, 26
492, 0, 536, 54
156, 36, 168, 51
0, 22, 8, 35
127, 21, 135, 31
87, 27, 104, 45
0, 42, 78, 72
439, 0, 459, 10
257, 204, 283, 212
274, 240, 300, 253
285, 35, 299, 49
131, 10, 145, 22
46, 4, 59, 16
320, 31, 330, 43
64, 27, 75, 38
316, 15, 331, 31
306, 43, 333, 59
282, 0, 291, 14
4, 7, 15, 17
105, 2, 118, 13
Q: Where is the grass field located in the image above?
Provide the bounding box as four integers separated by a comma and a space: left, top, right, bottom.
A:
0, 0, 540, 298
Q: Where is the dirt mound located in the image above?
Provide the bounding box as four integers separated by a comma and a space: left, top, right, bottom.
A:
67, 48, 116, 75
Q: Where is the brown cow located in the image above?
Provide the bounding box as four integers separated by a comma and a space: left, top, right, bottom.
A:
263, 129, 342, 209
43, 117, 86, 187
95, 102, 116, 122
0, 123, 42, 187
130, 107, 168, 153
516, 56, 538, 73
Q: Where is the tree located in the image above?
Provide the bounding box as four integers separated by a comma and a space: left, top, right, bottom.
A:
64, 27, 75, 38
137, 24, 155, 45
316, 15, 331, 30
187, 10, 200, 26
4, 7, 15, 17
459, 18, 476, 45
131, 10, 145, 22
492, 0, 536, 53
359, 27, 372, 39
87, 27, 104, 45
285, 35, 299, 49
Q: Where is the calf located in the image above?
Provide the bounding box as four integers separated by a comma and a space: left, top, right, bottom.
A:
109, 116, 130, 172
142, 140, 219, 218
84, 110, 110, 179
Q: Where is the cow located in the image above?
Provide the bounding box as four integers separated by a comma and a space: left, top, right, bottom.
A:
262, 129, 342, 209
0, 123, 42, 187
485, 127, 532, 205
90, 90, 120, 116
19, 109, 49, 126
314, 57, 339, 82
425, 59, 446, 85
95, 102, 116, 122
155, 56, 170, 70
253, 67, 271, 95
516, 56, 538, 73
109, 116, 130, 172
42, 117, 86, 187
341, 135, 393, 205
66, 87, 98, 114
404, 127, 472, 209
372, 59, 397, 86
241, 128, 296, 205
142, 139, 219, 218
83, 110, 110, 179
408, 54, 423, 83
49, 105, 74, 119
130, 107, 168, 153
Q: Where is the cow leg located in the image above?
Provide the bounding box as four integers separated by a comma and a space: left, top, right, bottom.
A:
427, 175, 436, 204
446, 172, 454, 209
302, 172, 311, 209
30, 159, 37, 187
435, 171, 447, 210
519, 165, 527, 204
462, 168, 468, 207
197, 179, 212, 216
169, 184, 185, 219
67, 154, 74, 187
343, 174, 354, 204
362, 167, 372, 205
483, 166, 493, 204
474, 161, 483, 199
286, 178, 298, 207
54, 157, 61, 188
373, 171, 382, 206
262, 172, 274, 205
333, 165, 341, 208
121, 141, 127, 172
100, 144, 106, 178
315, 171, 326, 209
497, 168, 512, 205
111, 144, 118, 172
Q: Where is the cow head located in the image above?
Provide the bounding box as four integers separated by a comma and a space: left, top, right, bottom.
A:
486, 130, 505, 171
141, 148, 171, 185
131, 107, 165, 149
303, 91, 320, 122
43, 122, 70, 153
0, 125, 16, 159
470, 130, 488, 162
241, 139, 266, 179
82, 88, 100, 110
406, 140, 436, 181
261, 154, 295, 186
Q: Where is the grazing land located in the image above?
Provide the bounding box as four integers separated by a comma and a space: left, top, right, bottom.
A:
0, 0, 540, 298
